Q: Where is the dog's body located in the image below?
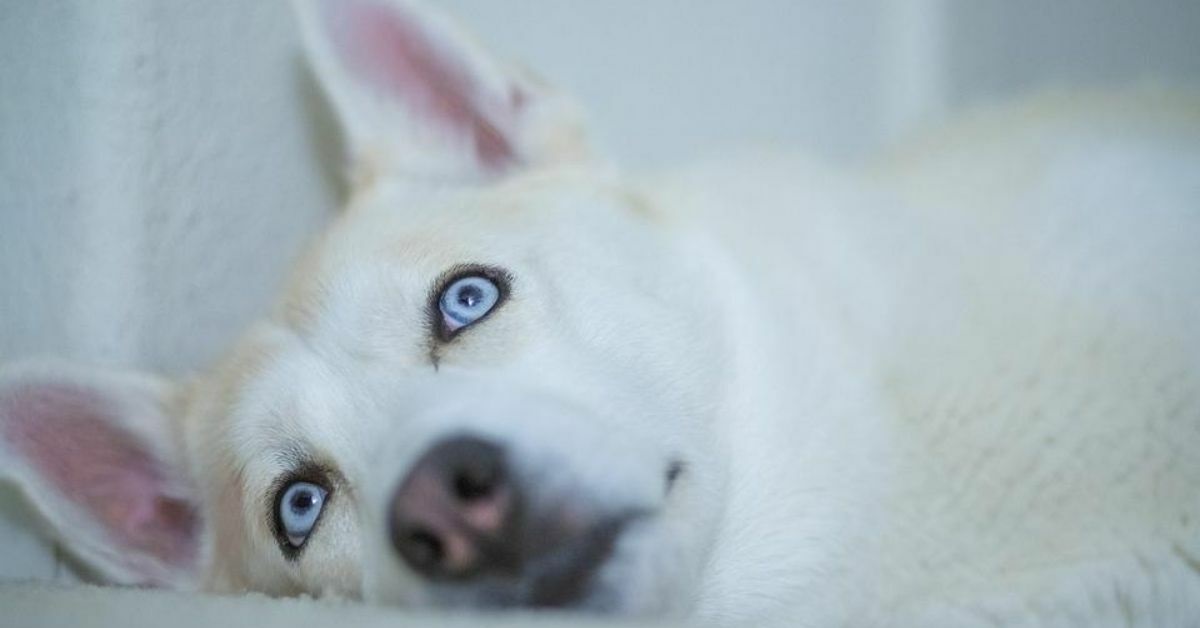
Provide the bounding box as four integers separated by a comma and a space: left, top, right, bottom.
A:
2, 1, 1198, 625
849, 96, 1200, 625
672, 94, 1200, 625
629, 92, 1200, 625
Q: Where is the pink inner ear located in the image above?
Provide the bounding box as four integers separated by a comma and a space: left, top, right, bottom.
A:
1, 383, 198, 575
326, 0, 522, 170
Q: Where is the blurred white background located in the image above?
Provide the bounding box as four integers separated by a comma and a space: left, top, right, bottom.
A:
0, 0, 1198, 582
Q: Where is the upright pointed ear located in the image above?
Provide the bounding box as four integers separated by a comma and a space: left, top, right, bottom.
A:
0, 361, 202, 588
295, 0, 591, 184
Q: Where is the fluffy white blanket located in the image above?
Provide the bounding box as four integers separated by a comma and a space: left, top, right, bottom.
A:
0, 581, 675, 628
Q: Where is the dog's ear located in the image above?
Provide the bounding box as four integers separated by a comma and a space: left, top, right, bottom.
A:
296, 0, 590, 184
0, 361, 202, 588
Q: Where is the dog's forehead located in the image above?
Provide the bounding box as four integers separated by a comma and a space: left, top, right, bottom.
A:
230, 169, 637, 443
281, 167, 645, 334
337, 167, 630, 251
221, 329, 392, 485
215, 167, 670, 459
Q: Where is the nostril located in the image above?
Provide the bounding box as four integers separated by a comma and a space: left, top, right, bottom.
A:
398, 528, 445, 572
452, 460, 501, 502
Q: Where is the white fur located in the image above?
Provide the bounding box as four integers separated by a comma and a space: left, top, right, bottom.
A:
1, 0, 1197, 625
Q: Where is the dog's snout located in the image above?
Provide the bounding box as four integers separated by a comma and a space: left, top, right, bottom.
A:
389, 434, 640, 607
389, 435, 518, 580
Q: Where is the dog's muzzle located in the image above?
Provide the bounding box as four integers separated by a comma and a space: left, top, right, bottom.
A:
387, 434, 646, 607
362, 376, 679, 611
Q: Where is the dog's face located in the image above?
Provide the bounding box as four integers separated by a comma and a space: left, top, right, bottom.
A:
193, 165, 728, 613
0, 0, 728, 616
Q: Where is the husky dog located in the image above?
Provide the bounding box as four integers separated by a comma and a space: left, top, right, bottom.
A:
2, 0, 1198, 625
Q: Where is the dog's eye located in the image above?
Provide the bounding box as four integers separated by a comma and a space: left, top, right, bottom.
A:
438, 275, 501, 336
277, 481, 328, 548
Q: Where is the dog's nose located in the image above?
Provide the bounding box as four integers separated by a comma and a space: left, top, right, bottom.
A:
389, 435, 633, 605
390, 436, 517, 579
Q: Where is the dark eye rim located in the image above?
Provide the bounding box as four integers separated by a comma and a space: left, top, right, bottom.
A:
428, 264, 513, 342
270, 463, 335, 560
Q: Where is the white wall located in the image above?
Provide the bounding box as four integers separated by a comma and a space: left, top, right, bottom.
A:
439, 0, 896, 164
1, 0, 1197, 583
947, 0, 1200, 108
0, 1, 335, 375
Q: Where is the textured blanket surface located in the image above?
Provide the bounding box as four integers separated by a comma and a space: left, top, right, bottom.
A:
0, 581, 678, 628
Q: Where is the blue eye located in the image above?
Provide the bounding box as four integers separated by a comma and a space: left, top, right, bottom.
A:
438, 275, 501, 335
278, 481, 328, 548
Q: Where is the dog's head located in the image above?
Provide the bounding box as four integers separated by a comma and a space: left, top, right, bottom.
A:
0, 0, 731, 616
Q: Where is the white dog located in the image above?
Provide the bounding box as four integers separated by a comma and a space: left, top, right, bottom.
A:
2, 0, 1198, 625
